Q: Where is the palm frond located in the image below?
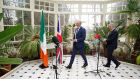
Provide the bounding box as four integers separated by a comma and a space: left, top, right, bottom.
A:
24, 26, 35, 40
0, 24, 23, 45
117, 10, 132, 14
126, 24, 140, 39
19, 40, 39, 59
19, 26, 40, 59
127, 0, 139, 12
117, 0, 140, 18
0, 57, 22, 64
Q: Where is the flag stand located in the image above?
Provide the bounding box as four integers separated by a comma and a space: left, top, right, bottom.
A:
53, 45, 59, 79
84, 39, 111, 79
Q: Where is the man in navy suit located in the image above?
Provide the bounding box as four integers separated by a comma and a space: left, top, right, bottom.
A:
103, 23, 120, 68
66, 20, 88, 69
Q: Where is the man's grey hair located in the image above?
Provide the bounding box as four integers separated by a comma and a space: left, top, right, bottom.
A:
75, 20, 82, 24
109, 23, 116, 29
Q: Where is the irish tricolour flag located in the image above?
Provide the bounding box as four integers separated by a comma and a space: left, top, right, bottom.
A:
40, 10, 48, 67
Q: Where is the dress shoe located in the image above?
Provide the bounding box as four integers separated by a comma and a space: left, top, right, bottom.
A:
66, 65, 72, 69
103, 64, 110, 68
115, 62, 121, 68
82, 64, 88, 68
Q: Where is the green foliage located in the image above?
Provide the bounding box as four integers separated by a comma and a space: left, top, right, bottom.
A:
117, 0, 140, 19
62, 25, 70, 42
19, 26, 40, 59
0, 57, 22, 64
126, 24, 140, 39
20, 40, 39, 59
136, 55, 140, 65
127, 0, 140, 13
0, 24, 23, 44
24, 26, 38, 40
115, 19, 127, 37
0, 12, 23, 66
84, 42, 90, 54
96, 26, 109, 39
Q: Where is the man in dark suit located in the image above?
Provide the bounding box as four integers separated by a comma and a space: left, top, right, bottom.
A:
103, 23, 120, 68
66, 20, 88, 69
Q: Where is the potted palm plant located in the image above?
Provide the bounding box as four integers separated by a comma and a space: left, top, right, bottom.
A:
62, 24, 71, 54
117, 0, 140, 63
126, 23, 140, 63
19, 26, 40, 60
0, 13, 23, 76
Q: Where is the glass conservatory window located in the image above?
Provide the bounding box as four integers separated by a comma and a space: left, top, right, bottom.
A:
34, 0, 54, 11
3, 0, 30, 8
3, 9, 31, 25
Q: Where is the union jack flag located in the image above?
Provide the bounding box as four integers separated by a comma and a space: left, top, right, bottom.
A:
56, 16, 63, 64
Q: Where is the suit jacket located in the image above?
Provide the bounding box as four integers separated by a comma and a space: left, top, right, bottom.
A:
106, 29, 118, 49
73, 26, 86, 49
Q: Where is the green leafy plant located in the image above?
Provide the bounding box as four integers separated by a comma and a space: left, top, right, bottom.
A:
0, 24, 23, 44
19, 26, 40, 60
62, 25, 70, 42
118, 0, 140, 19
126, 24, 140, 39
0, 13, 23, 65
84, 42, 90, 55
136, 54, 140, 65
117, 0, 140, 64
0, 12, 23, 74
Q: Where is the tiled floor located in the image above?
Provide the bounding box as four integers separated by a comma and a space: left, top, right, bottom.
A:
1, 55, 140, 79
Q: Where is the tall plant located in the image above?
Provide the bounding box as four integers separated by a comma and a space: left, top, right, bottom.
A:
117, 0, 140, 63
0, 13, 23, 65
62, 25, 70, 42
118, 0, 140, 20
119, 0, 140, 51
19, 26, 40, 60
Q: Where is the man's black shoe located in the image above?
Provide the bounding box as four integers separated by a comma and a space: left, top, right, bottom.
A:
103, 64, 110, 68
66, 65, 72, 69
115, 62, 121, 68
39, 64, 49, 69
82, 64, 88, 68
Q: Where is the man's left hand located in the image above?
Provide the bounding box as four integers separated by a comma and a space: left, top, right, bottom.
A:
74, 39, 77, 42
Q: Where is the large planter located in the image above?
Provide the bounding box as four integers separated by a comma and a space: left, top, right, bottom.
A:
131, 51, 137, 64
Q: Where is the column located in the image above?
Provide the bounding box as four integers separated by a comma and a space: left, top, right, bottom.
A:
102, 3, 107, 26
30, 0, 35, 29
54, 3, 58, 36
0, 0, 4, 32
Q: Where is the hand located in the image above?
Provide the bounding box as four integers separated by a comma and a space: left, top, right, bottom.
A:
73, 39, 77, 42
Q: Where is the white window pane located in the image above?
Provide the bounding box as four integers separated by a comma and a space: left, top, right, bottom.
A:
95, 15, 101, 25
82, 4, 87, 8
82, 9, 87, 12
73, 4, 78, 8
95, 4, 100, 8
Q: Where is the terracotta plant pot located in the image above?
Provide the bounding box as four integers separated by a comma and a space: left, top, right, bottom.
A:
3, 64, 11, 71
